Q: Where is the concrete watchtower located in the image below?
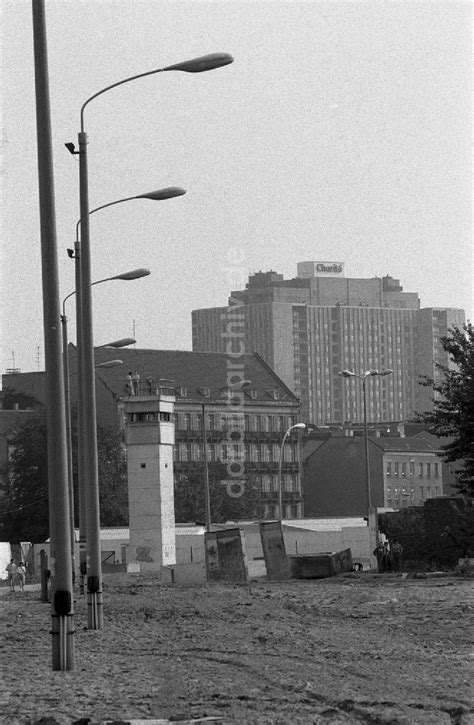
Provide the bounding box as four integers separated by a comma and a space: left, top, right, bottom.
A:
123, 383, 176, 573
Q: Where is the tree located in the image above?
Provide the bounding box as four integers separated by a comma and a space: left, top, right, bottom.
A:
0, 414, 49, 542
174, 462, 263, 524
0, 386, 43, 411
0, 414, 128, 543
417, 323, 474, 496
96, 424, 128, 526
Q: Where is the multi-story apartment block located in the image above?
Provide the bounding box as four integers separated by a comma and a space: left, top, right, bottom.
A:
2, 348, 304, 520
192, 263, 464, 425
415, 307, 466, 414
303, 431, 449, 518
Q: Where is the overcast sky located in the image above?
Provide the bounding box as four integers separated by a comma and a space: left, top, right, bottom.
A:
1, 0, 472, 375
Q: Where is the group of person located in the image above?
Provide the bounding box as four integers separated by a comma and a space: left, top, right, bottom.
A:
5, 558, 26, 592
126, 369, 141, 395
373, 539, 403, 573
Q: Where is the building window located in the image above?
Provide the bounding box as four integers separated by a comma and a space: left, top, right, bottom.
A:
426, 463, 431, 478
418, 462, 423, 477
394, 462, 399, 477
207, 413, 216, 431
386, 462, 391, 477
401, 462, 406, 478
434, 462, 439, 477
409, 461, 415, 476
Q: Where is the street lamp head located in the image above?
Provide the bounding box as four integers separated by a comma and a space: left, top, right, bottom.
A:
112, 268, 151, 281
98, 338, 136, 349
379, 369, 394, 376
163, 53, 234, 73
339, 370, 356, 378
293, 423, 307, 430
135, 187, 186, 201
95, 359, 123, 369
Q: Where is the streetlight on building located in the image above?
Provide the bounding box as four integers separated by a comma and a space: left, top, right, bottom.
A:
338, 369, 393, 516
278, 423, 307, 522
199, 380, 251, 531
67, 52, 233, 630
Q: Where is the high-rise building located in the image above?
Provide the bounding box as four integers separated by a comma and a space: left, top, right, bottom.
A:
414, 307, 466, 414
192, 263, 465, 426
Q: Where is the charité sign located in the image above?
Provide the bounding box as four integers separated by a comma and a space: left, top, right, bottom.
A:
298, 261, 345, 278
315, 262, 344, 275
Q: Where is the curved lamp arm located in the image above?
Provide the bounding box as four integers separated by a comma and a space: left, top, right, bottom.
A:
80, 53, 233, 130
75, 188, 186, 242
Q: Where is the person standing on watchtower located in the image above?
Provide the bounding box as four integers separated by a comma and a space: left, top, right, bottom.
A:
132, 370, 140, 395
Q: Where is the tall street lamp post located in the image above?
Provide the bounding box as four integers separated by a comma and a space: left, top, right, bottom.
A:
62, 272, 149, 510
32, 0, 75, 669
61, 268, 149, 591
278, 423, 307, 522
64, 191, 180, 609
68, 52, 233, 630
200, 380, 250, 531
339, 369, 393, 517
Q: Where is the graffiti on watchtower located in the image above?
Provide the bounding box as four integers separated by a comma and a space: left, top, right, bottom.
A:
136, 546, 153, 562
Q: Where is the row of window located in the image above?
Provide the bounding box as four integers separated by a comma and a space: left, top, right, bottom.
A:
129, 411, 171, 423
386, 485, 441, 502
386, 461, 439, 478
174, 441, 299, 463
128, 411, 300, 433
258, 472, 300, 493
174, 412, 298, 433
264, 502, 302, 519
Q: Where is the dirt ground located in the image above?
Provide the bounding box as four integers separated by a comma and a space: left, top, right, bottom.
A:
0, 572, 473, 724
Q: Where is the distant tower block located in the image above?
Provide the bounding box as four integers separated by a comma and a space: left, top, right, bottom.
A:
123, 384, 176, 573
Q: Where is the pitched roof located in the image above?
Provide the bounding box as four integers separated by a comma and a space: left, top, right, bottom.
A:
69, 345, 300, 405
371, 436, 442, 453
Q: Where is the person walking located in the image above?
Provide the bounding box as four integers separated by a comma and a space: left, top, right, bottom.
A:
17, 561, 26, 592
391, 539, 403, 573
373, 542, 385, 573
382, 542, 392, 573
5, 559, 18, 592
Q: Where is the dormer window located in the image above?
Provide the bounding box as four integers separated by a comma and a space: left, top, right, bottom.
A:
266, 389, 280, 400
249, 389, 258, 400
200, 387, 211, 398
